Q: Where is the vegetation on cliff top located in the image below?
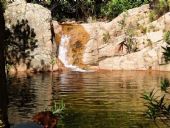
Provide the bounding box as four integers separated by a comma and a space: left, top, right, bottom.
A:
27, 0, 150, 21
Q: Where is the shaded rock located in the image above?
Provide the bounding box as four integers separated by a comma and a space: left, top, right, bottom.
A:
5, 1, 58, 73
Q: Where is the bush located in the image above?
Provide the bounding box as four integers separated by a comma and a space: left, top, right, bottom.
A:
164, 31, 170, 44
100, 0, 149, 20
149, 0, 170, 21
149, 10, 157, 22
26, 0, 149, 21
141, 78, 170, 121
162, 31, 170, 62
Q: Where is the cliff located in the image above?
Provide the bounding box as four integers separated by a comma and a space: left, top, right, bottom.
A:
54, 4, 170, 71
5, 1, 170, 72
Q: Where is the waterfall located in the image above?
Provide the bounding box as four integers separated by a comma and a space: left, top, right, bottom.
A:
58, 35, 86, 72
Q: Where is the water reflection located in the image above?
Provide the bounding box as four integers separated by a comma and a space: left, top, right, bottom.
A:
6, 71, 170, 127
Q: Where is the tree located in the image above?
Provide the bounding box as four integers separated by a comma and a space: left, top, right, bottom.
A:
0, 0, 9, 127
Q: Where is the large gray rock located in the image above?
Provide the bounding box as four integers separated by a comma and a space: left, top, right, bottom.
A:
5, 0, 58, 73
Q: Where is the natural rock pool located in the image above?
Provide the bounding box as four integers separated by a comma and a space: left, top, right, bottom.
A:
7, 71, 170, 128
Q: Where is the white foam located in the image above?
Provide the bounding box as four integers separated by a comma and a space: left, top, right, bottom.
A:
58, 35, 86, 72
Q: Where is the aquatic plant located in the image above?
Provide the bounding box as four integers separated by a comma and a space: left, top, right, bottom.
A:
50, 100, 65, 117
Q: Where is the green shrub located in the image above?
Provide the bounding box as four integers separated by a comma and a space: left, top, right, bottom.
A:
141, 78, 170, 121
139, 25, 147, 34
100, 0, 149, 20
162, 46, 170, 62
103, 32, 110, 44
162, 31, 170, 62
0, 0, 7, 11
118, 12, 128, 29
164, 31, 170, 44
27, 0, 149, 21
149, 0, 170, 21
161, 78, 170, 92
149, 11, 157, 22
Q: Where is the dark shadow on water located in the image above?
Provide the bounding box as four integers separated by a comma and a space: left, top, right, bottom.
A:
5, 19, 38, 72
0, 81, 9, 128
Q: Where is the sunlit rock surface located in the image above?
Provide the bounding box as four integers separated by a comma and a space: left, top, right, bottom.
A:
5, 0, 58, 73
5, 2, 170, 72
53, 22, 89, 69
57, 4, 170, 71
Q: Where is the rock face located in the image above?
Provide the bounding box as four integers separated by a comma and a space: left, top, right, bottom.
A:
6, 1, 170, 72
53, 22, 89, 69
81, 5, 170, 71
5, 0, 58, 73
53, 4, 170, 71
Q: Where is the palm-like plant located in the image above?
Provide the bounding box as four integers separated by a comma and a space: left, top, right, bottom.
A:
141, 79, 170, 122
161, 78, 170, 92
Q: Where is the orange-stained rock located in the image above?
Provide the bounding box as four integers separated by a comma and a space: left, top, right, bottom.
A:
55, 23, 90, 68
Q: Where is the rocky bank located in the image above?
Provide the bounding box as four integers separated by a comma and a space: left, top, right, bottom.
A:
5, 1, 170, 72
54, 4, 170, 71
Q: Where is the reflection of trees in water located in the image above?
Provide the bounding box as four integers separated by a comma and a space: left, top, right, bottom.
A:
8, 73, 53, 124
8, 75, 36, 112
5, 19, 38, 72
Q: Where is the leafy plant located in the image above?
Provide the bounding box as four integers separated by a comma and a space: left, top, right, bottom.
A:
149, 10, 157, 22
162, 46, 170, 62
149, 0, 170, 21
164, 31, 170, 44
118, 12, 128, 29
103, 32, 110, 44
162, 31, 170, 62
141, 79, 170, 121
49, 50, 56, 71
118, 22, 138, 54
141, 89, 158, 120
27, 0, 149, 21
125, 24, 138, 53
50, 100, 65, 117
161, 78, 170, 92
146, 39, 153, 47
101, 0, 149, 20
139, 24, 147, 34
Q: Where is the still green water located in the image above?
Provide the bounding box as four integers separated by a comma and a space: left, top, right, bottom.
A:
6, 71, 170, 128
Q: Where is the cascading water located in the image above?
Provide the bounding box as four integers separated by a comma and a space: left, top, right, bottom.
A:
58, 35, 86, 72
